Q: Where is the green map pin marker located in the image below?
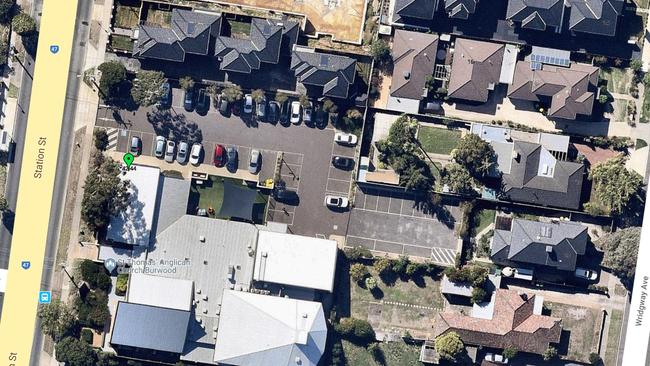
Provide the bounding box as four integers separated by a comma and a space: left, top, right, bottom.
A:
123, 152, 134, 169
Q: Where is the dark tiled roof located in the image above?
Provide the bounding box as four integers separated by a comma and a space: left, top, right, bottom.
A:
133, 9, 221, 62
390, 30, 439, 100
507, 61, 599, 119
433, 289, 562, 354
506, 0, 564, 31
444, 0, 478, 19
491, 218, 589, 271
448, 38, 504, 103
568, 0, 624, 36
215, 18, 299, 74
500, 141, 585, 210
291, 49, 356, 99
110, 302, 191, 353
393, 0, 438, 23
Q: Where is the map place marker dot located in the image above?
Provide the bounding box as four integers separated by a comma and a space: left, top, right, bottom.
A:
123, 153, 134, 169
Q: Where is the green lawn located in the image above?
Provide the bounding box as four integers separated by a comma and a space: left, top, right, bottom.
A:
229, 20, 251, 36
341, 339, 423, 366
642, 83, 650, 123
115, 5, 140, 29
600, 68, 632, 94
189, 176, 268, 224
546, 302, 601, 362
110, 35, 133, 52
604, 309, 624, 366
473, 209, 496, 235
417, 126, 461, 155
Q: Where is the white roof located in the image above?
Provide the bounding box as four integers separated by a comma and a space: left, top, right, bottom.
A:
106, 165, 160, 246
0, 269, 7, 293
254, 231, 338, 292
213, 290, 327, 366
386, 96, 421, 114
499, 44, 519, 84
127, 273, 193, 311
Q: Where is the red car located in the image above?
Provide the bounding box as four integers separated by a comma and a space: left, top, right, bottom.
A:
213, 144, 226, 167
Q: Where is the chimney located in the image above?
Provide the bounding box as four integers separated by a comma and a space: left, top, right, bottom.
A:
403, 71, 410, 79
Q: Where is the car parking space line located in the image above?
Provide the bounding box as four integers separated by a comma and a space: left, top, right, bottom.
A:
327, 177, 352, 183
352, 207, 457, 225
347, 234, 441, 253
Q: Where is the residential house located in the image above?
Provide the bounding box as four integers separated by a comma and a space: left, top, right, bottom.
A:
506, 0, 624, 36
133, 9, 221, 62
387, 30, 439, 113
214, 17, 299, 74
444, 0, 479, 19
433, 289, 562, 354
392, 0, 438, 27
447, 38, 504, 103
508, 59, 599, 120
291, 46, 357, 99
491, 218, 589, 272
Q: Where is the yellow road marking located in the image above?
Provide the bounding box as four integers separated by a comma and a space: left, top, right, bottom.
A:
0, 0, 79, 364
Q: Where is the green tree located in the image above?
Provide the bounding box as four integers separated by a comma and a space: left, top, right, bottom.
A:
55, 336, 98, 366
589, 155, 643, 215
81, 156, 130, 232
470, 287, 487, 304
370, 39, 391, 64
589, 352, 602, 365
222, 83, 243, 102
322, 98, 338, 113
598, 94, 610, 104
349, 263, 368, 283
365, 276, 377, 290
0, 0, 14, 23
275, 92, 288, 105
97, 61, 127, 101
299, 93, 310, 108
503, 346, 518, 360
392, 255, 410, 275
131, 70, 166, 106
644, 72, 650, 86
96, 351, 120, 366
542, 346, 558, 361
346, 108, 362, 121
344, 246, 373, 261
251, 88, 265, 103
630, 59, 643, 73
0, 195, 8, 212
178, 76, 195, 91
93, 129, 109, 151
373, 257, 392, 276
599, 226, 640, 281
37, 299, 77, 341
12, 13, 36, 35
75, 290, 110, 329
452, 134, 496, 178
335, 318, 376, 344
405, 262, 419, 277
442, 163, 475, 195
435, 331, 464, 361
78, 259, 111, 291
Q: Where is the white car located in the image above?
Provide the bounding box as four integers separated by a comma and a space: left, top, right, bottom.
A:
249, 149, 261, 174
177, 141, 189, 164
575, 267, 598, 280
154, 136, 166, 158
164, 140, 176, 163
189, 143, 202, 165
290, 101, 301, 124
243, 94, 253, 114
485, 353, 508, 364
334, 132, 358, 146
324, 195, 349, 209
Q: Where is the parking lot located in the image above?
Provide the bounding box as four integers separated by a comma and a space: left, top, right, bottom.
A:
96, 87, 356, 237
347, 187, 461, 265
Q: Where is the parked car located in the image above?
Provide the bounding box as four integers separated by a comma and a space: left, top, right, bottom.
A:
159, 82, 172, 108
129, 136, 141, 156
249, 149, 261, 174
196, 89, 210, 114
484, 353, 508, 364
189, 143, 202, 165
213, 144, 226, 167
226, 146, 238, 172
314, 103, 326, 125
164, 140, 176, 162
574, 267, 598, 280
256, 96, 267, 120
219, 98, 230, 116
334, 131, 358, 146
280, 99, 290, 124
243, 94, 253, 114
274, 181, 299, 205
324, 195, 349, 209
232, 100, 241, 116
290, 101, 301, 124
332, 156, 354, 170
154, 136, 166, 158
183, 88, 194, 112
268, 101, 280, 123
303, 101, 312, 123
177, 141, 189, 164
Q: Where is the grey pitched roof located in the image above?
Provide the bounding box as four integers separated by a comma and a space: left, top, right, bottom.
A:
111, 302, 191, 353
568, 0, 624, 36
152, 176, 190, 237
215, 18, 299, 74
291, 49, 357, 99
506, 0, 565, 31
448, 38, 504, 102
133, 9, 221, 62
501, 141, 584, 210
445, 0, 478, 19
393, 0, 438, 23
390, 30, 439, 100
491, 219, 588, 271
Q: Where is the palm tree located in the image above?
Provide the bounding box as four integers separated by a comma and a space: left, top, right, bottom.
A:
251, 89, 265, 103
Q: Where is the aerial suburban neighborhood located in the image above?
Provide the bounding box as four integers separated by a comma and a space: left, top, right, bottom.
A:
0, 0, 648, 364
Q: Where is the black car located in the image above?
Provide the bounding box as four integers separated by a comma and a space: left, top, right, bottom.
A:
183, 88, 194, 112
280, 100, 290, 124
219, 98, 230, 116
226, 146, 238, 172
159, 82, 172, 108
332, 156, 355, 170
268, 101, 280, 123
196, 90, 210, 114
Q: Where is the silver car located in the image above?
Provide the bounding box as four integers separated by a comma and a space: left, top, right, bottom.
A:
189, 143, 202, 166
155, 136, 166, 158
164, 140, 176, 163
249, 149, 260, 174
177, 141, 189, 164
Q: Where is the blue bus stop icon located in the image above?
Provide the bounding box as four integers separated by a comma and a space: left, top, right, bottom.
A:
21, 261, 30, 269
39, 291, 51, 304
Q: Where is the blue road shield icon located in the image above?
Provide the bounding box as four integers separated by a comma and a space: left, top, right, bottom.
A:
21, 260, 30, 269
39, 291, 51, 304
50, 45, 59, 54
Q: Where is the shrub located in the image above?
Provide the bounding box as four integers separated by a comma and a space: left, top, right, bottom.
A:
93, 129, 109, 151
503, 346, 518, 359
55, 336, 98, 366
543, 346, 558, 361
179, 76, 194, 91
345, 246, 373, 261
405, 262, 419, 277
12, 13, 36, 36
365, 276, 377, 290
80, 328, 93, 344
444, 265, 488, 287
435, 331, 464, 361
78, 260, 111, 291
392, 255, 410, 275
350, 263, 369, 283
373, 257, 392, 276
335, 318, 376, 344
470, 287, 487, 304
115, 274, 128, 296
75, 290, 110, 329
589, 352, 602, 365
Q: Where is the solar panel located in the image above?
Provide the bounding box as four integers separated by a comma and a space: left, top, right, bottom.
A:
319, 55, 329, 67
187, 23, 196, 35
530, 46, 571, 68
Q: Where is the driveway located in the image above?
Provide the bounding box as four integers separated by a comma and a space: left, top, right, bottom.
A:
347, 187, 461, 265
95, 87, 356, 238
